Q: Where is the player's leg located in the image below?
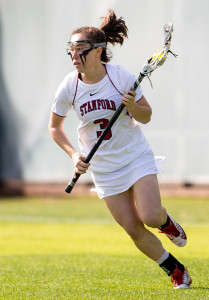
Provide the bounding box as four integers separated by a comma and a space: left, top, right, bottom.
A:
132, 174, 191, 288
104, 189, 165, 261
104, 188, 191, 289
133, 174, 187, 247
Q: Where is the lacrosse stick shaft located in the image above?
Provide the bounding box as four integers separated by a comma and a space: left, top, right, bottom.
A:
65, 73, 145, 193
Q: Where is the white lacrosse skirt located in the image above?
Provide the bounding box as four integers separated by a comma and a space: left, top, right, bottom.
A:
90, 147, 164, 199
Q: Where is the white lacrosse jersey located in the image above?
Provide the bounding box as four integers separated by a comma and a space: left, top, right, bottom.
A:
52, 64, 150, 173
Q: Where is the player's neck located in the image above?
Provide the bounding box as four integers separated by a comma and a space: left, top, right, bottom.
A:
80, 64, 106, 84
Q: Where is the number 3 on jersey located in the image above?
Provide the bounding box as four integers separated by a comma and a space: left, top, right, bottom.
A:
94, 118, 112, 140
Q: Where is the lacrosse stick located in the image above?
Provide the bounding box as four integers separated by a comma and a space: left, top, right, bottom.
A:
65, 22, 177, 194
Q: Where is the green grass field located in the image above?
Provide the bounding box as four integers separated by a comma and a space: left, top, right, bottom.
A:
0, 195, 209, 299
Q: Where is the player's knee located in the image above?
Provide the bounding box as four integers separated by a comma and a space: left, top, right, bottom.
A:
123, 222, 144, 240
142, 212, 162, 228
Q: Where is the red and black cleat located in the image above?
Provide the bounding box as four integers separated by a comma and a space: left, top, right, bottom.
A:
158, 215, 187, 247
171, 266, 192, 289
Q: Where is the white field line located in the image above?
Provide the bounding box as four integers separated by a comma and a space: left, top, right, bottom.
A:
0, 214, 115, 224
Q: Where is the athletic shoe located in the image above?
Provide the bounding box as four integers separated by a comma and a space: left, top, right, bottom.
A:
158, 215, 187, 247
171, 266, 192, 289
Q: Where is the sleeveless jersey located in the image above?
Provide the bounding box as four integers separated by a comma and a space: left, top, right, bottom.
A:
52, 64, 150, 173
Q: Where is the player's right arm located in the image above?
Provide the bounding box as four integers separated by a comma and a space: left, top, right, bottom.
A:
48, 112, 90, 174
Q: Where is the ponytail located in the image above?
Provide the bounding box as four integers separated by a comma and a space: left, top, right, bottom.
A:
70, 9, 128, 63
99, 9, 128, 46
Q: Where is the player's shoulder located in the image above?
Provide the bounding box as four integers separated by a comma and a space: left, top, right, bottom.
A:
62, 70, 78, 87
106, 63, 128, 74
55, 70, 78, 101
106, 63, 135, 93
106, 63, 133, 80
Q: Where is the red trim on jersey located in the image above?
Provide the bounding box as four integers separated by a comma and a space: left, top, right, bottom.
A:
52, 111, 66, 117
105, 65, 123, 96
72, 72, 79, 105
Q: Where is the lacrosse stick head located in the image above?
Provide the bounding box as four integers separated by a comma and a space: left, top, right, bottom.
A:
163, 22, 173, 46
141, 23, 175, 76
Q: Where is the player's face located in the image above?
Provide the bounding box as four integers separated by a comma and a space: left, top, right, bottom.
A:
70, 33, 97, 72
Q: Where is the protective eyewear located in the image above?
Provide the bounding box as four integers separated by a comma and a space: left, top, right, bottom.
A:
66, 40, 106, 55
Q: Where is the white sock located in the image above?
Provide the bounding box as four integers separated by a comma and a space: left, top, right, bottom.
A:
156, 250, 170, 265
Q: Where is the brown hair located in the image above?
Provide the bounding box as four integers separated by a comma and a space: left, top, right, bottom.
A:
70, 9, 128, 63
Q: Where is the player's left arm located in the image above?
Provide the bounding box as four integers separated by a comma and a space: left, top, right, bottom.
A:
121, 91, 152, 124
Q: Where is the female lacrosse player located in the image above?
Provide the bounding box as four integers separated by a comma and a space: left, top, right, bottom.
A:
49, 9, 192, 289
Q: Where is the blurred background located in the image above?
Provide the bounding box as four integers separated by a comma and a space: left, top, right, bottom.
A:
0, 0, 209, 195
